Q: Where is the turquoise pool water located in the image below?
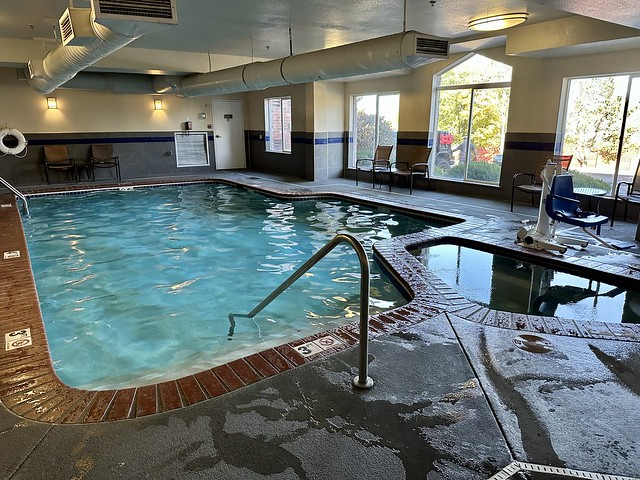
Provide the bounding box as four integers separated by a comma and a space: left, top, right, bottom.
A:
415, 244, 640, 324
23, 184, 431, 389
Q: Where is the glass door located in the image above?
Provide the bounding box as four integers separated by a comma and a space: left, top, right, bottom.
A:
467, 87, 509, 183
351, 93, 399, 166
434, 87, 508, 183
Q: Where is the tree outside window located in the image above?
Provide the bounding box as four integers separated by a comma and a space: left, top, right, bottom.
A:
560, 75, 640, 192
350, 93, 399, 166
431, 54, 512, 184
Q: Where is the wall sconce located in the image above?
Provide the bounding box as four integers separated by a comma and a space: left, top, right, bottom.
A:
153, 99, 163, 110
47, 97, 58, 109
468, 12, 529, 31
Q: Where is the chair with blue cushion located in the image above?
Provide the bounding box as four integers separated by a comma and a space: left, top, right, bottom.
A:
545, 174, 611, 247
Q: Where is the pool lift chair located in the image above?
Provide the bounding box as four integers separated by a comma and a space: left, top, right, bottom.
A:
516, 160, 612, 254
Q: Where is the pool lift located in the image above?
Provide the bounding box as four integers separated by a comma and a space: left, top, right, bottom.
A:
516, 160, 610, 254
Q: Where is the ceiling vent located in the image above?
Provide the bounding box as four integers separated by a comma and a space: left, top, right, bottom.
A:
91, 0, 177, 24
59, 8, 96, 46
414, 35, 449, 57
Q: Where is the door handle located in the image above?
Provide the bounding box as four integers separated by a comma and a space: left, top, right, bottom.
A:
215, 135, 221, 138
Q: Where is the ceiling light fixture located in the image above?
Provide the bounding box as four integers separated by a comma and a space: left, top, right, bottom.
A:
468, 12, 529, 31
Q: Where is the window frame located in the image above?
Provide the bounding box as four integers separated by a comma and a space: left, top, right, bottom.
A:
348, 91, 400, 168
429, 53, 512, 185
264, 96, 292, 154
556, 73, 640, 195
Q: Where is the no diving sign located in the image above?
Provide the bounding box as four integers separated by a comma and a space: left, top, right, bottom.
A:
5, 328, 32, 351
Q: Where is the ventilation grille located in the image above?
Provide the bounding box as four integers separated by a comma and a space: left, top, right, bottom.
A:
175, 132, 210, 168
59, 10, 74, 43
58, 8, 95, 47
92, 0, 177, 22
415, 36, 449, 57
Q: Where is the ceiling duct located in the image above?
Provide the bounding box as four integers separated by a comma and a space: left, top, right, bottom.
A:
59, 8, 96, 46
27, 0, 177, 94
153, 31, 449, 97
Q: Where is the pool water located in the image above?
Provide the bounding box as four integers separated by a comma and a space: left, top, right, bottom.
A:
415, 244, 640, 324
23, 184, 431, 389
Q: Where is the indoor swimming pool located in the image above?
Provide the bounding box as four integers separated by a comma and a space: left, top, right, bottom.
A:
415, 243, 640, 324
22, 183, 433, 390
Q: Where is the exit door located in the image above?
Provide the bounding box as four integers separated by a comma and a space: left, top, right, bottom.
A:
212, 100, 246, 169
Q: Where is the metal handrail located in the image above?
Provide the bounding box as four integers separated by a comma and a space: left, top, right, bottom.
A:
228, 233, 374, 389
0, 175, 29, 216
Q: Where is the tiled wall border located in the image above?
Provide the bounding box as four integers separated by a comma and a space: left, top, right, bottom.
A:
1, 176, 639, 424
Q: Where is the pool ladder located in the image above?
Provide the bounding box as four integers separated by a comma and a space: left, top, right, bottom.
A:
228, 233, 374, 389
0, 175, 28, 216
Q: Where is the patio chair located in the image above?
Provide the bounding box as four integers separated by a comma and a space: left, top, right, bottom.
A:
545, 173, 611, 247
611, 159, 640, 226
390, 145, 432, 193
90, 144, 121, 182
355, 145, 393, 189
43, 145, 76, 184
511, 154, 573, 211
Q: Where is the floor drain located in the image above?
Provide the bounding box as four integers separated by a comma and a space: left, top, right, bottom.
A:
489, 461, 639, 479
512, 334, 554, 354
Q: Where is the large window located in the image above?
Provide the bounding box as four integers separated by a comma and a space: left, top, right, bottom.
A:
265, 97, 292, 153
349, 93, 399, 166
430, 54, 512, 184
558, 75, 640, 193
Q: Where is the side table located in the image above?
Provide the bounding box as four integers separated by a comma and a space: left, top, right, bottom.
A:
574, 187, 607, 212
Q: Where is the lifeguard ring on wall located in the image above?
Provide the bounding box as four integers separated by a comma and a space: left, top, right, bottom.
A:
0, 128, 28, 156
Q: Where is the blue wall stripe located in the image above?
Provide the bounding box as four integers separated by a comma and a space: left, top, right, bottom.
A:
27, 135, 214, 146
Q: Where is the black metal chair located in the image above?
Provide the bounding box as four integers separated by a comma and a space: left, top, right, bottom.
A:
355, 145, 393, 189
43, 145, 76, 184
390, 145, 432, 194
90, 144, 121, 182
611, 159, 640, 226
511, 154, 573, 211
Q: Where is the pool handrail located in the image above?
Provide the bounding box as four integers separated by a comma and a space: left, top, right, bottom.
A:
228, 232, 374, 390
0, 175, 28, 216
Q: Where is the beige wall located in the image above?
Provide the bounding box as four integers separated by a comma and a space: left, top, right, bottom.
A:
246, 83, 309, 132
313, 81, 345, 133
341, 45, 640, 138
0, 68, 211, 133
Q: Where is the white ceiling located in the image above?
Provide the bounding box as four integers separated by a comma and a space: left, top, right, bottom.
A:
1, 0, 640, 73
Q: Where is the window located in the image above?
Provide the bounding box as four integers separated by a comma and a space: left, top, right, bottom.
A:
349, 93, 399, 167
558, 75, 640, 194
265, 97, 292, 153
430, 54, 512, 184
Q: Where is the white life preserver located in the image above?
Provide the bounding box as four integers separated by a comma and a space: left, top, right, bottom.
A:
0, 128, 28, 155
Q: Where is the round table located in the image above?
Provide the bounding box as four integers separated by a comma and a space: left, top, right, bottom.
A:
574, 187, 607, 212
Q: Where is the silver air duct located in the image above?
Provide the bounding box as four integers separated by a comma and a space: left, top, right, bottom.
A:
27, 0, 177, 94
153, 30, 449, 97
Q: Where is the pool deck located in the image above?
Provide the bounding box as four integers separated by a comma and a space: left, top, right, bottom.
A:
1, 172, 640, 479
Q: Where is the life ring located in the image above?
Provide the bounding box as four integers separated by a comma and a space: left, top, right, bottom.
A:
0, 128, 28, 155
